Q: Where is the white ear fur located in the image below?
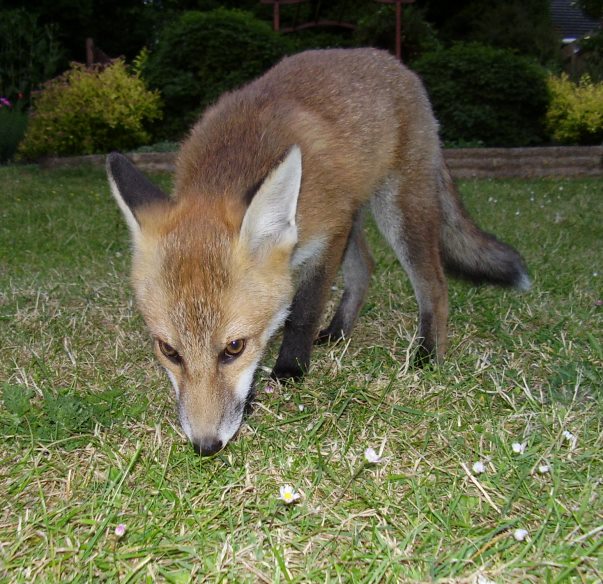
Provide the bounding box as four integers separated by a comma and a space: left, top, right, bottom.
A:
108, 172, 142, 243
240, 146, 302, 255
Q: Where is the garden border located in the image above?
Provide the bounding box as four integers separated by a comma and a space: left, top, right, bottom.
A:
40, 146, 603, 178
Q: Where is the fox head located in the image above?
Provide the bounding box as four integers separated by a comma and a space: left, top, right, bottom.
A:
107, 148, 302, 455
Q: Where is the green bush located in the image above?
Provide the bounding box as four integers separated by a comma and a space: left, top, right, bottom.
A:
413, 43, 550, 147
18, 60, 162, 160
546, 74, 603, 144
0, 102, 28, 163
143, 8, 293, 139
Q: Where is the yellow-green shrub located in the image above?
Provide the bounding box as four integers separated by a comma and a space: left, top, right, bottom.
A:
18, 60, 162, 159
546, 74, 603, 145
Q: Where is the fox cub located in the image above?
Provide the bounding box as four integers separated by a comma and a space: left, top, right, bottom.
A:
107, 49, 529, 456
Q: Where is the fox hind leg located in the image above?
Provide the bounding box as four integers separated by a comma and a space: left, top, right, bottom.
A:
316, 208, 375, 344
370, 174, 449, 362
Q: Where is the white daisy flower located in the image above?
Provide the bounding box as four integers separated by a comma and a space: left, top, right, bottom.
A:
278, 484, 300, 504
472, 461, 486, 474
513, 528, 529, 541
512, 442, 526, 454
364, 447, 382, 464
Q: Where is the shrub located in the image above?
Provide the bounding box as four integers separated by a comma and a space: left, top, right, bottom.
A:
143, 8, 293, 139
413, 43, 550, 147
18, 60, 162, 160
0, 99, 28, 163
546, 74, 603, 145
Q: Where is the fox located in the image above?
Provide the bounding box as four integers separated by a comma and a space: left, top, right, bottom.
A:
107, 48, 530, 456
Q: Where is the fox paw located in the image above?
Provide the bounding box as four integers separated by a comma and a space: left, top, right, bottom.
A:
271, 363, 305, 383
314, 327, 345, 345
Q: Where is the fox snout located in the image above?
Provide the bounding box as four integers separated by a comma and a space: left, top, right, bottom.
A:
173, 367, 257, 456
191, 436, 224, 457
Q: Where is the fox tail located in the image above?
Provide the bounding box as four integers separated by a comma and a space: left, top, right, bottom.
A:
437, 164, 531, 290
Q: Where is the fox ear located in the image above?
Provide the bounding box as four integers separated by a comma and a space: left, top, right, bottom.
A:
240, 146, 302, 256
106, 152, 170, 241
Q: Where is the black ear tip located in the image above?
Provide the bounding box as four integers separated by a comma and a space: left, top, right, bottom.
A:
106, 150, 169, 207
106, 151, 131, 175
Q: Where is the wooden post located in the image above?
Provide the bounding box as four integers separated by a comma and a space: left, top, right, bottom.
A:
274, 0, 280, 32
395, 0, 401, 61
86, 38, 94, 68
374, 0, 414, 62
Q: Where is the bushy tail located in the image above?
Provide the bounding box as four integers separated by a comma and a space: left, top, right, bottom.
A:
437, 164, 531, 290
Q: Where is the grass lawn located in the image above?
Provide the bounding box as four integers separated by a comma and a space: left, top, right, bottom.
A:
0, 164, 601, 583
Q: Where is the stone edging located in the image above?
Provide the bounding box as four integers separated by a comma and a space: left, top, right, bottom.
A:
445, 146, 603, 178
41, 146, 603, 178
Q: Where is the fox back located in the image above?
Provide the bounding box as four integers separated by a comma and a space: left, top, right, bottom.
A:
108, 49, 529, 455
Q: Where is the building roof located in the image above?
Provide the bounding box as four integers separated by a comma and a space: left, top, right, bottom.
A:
550, 0, 601, 42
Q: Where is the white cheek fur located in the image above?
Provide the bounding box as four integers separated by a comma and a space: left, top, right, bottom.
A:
164, 368, 180, 399
234, 360, 258, 402
218, 360, 258, 445
179, 407, 193, 442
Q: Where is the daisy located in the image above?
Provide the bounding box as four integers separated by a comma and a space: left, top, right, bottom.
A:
472, 461, 486, 474
364, 447, 382, 464
512, 442, 526, 454
513, 528, 529, 541
279, 484, 300, 504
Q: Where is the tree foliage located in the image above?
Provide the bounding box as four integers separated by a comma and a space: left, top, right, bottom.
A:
0, 8, 63, 105
418, 0, 559, 64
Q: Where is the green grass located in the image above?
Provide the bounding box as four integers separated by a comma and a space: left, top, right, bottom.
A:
0, 165, 602, 582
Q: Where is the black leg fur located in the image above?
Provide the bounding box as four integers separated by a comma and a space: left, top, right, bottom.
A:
272, 265, 330, 382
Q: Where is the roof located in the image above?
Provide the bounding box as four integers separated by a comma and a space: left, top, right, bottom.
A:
550, 0, 601, 41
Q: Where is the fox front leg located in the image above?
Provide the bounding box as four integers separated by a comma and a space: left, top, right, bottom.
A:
272, 264, 328, 381
272, 235, 348, 381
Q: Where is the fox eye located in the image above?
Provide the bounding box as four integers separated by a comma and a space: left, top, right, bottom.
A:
157, 339, 182, 365
221, 339, 246, 362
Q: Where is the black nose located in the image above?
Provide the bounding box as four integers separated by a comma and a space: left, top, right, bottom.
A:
192, 437, 223, 457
